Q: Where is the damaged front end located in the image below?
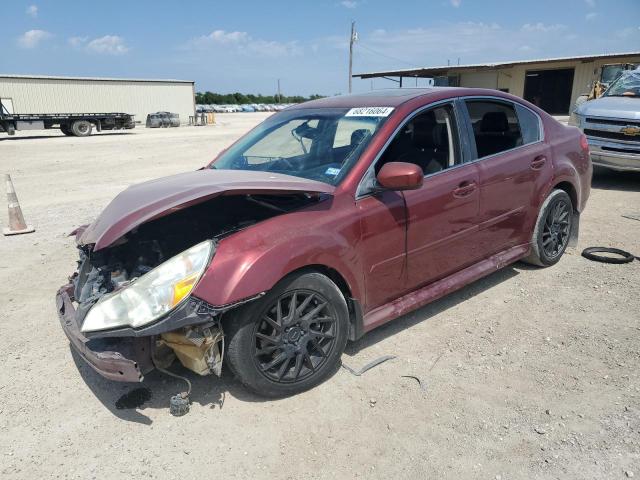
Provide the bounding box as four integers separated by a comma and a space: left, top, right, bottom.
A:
56, 170, 332, 382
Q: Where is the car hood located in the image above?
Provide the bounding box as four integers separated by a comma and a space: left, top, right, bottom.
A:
79, 169, 335, 251
576, 96, 640, 120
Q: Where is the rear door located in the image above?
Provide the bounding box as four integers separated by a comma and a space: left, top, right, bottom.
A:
461, 98, 553, 256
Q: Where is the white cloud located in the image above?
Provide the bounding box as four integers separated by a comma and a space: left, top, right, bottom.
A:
18, 29, 51, 48
202, 30, 250, 44
341, 0, 358, 8
521, 23, 566, 33
585, 12, 598, 21
70, 35, 129, 54
26, 5, 38, 17
68, 36, 88, 47
191, 30, 302, 57
339, 21, 606, 73
450, 0, 462, 7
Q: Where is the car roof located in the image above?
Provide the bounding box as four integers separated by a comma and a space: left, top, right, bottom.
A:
289, 87, 461, 109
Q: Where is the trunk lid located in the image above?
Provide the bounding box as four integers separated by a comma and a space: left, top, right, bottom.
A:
79, 169, 334, 251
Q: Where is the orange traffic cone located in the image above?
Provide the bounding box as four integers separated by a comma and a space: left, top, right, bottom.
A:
3, 174, 34, 236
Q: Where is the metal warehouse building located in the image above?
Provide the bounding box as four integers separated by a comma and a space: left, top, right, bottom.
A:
354, 51, 640, 115
0, 75, 195, 125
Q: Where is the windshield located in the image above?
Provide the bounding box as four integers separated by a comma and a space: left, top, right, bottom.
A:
604, 70, 640, 97
211, 107, 391, 185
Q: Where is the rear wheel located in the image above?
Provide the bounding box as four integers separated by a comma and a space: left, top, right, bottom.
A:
522, 189, 573, 267
60, 124, 74, 136
225, 272, 349, 398
71, 120, 93, 137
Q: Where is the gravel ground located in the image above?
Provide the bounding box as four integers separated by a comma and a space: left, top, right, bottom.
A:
0, 113, 638, 479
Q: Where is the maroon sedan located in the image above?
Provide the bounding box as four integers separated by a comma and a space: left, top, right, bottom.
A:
57, 88, 591, 397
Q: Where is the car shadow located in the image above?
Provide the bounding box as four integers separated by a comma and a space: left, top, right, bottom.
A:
345, 265, 521, 356
71, 264, 523, 423
70, 347, 272, 425
591, 168, 640, 192
0, 132, 134, 141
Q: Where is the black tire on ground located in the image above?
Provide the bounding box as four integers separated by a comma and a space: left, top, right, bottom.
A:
60, 124, 74, 136
581, 247, 635, 264
71, 120, 93, 137
522, 189, 573, 267
224, 271, 349, 398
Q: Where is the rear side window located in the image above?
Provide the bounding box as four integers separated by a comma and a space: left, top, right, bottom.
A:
515, 104, 541, 144
465, 100, 523, 158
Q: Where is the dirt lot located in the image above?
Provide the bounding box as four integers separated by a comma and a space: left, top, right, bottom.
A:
0, 113, 638, 479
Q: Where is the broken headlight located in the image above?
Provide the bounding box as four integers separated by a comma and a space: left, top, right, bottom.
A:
81, 240, 213, 333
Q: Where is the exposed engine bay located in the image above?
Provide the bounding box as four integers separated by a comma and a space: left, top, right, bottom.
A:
70, 193, 320, 378
73, 193, 316, 304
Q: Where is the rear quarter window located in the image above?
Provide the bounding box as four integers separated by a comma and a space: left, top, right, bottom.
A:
515, 104, 542, 144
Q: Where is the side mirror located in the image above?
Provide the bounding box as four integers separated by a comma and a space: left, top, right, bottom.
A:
376, 162, 423, 191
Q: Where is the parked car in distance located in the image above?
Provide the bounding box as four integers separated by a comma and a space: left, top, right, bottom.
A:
241, 105, 256, 112
57, 88, 591, 398
570, 68, 640, 172
145, 112, 180, 128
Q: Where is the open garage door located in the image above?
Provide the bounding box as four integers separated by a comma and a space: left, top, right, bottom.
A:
523, 68, 575, 115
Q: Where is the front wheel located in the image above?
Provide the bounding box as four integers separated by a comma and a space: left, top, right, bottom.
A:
224, 272, 349, 398
522, 189, 573, 267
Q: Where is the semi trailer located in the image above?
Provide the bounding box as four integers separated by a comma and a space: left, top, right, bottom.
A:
0, 99, 134, 137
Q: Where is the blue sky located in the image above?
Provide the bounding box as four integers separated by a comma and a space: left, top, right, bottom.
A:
2, 0, 639, 96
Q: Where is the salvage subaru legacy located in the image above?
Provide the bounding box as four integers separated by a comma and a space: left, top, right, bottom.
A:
57, 88, 591, 397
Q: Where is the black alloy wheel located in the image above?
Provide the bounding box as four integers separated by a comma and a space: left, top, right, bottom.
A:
522, 189, 573, 267
225, 272, 349, 397
253, 290, 338, 383
541, 198, 571, 260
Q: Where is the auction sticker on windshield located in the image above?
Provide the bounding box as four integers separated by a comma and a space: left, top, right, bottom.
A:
345, 107, 394, 117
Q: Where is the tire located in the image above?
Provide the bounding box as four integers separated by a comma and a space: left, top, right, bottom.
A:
60, 124, 74, 136
581, 247, 635, 264
224, 271, 349, 398
522, 189, 573, 267
71, 120, 93, 137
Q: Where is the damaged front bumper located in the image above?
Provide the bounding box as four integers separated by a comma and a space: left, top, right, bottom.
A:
56, 283, 154, 382
57, 282, 262, 383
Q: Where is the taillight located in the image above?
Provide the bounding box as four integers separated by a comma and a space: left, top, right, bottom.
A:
580, 134, 589, 152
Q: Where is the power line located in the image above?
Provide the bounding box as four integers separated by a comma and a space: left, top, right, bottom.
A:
356, 42, 420, 68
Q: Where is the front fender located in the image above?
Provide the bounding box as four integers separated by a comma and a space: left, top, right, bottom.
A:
192, 215, 364, 308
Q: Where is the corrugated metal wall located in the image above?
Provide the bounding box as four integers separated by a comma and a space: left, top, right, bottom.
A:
455, 54, 640, 114
0, 77, 195, 125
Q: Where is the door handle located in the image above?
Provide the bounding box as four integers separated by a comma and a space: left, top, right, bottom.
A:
530, 155, 547, 170
453, 181, 477, 198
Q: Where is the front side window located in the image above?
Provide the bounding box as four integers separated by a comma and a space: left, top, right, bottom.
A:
465, 100, 523, 158
212, 108, 390, 185
377, 104, 460, 176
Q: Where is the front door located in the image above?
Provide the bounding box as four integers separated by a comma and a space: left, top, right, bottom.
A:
404, 163, 481, 289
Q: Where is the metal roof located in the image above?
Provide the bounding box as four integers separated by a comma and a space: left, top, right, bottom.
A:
0, 74, 194, 84
353, 51, 640, 79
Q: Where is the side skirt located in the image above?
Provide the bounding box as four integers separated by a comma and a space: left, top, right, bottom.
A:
362, 243, 530, 333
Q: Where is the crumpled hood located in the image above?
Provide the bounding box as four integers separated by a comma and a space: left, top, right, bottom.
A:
576, 96, 640, 120
79, 169, 334, 251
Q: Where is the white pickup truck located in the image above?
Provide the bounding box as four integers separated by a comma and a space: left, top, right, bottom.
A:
570, 68, 640, 172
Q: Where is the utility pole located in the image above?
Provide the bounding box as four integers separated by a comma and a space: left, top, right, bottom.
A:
277, 79, 281, 103
348, 21, 356, 93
